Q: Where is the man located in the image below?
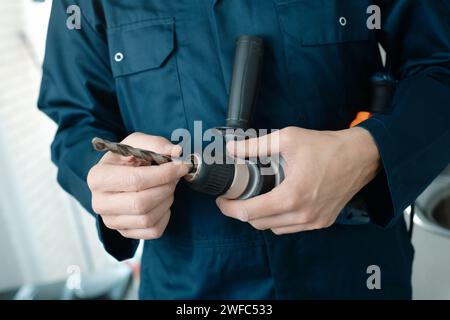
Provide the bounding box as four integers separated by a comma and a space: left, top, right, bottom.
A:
38, 0, 450, 299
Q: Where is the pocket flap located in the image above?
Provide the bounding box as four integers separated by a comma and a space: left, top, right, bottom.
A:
107, 18, 175, 77
276, 0, 371, 46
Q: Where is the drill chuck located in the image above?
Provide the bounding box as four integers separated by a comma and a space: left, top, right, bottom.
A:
183, 128, 284, 200
185, 152, 236, 197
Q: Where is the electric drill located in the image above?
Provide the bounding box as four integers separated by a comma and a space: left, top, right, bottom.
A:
94, 37, 396, 202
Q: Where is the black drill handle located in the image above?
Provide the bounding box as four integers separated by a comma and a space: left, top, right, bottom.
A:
226, 36, 264, 129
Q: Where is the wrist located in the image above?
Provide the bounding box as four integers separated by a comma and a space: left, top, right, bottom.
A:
339, 127, 381, 186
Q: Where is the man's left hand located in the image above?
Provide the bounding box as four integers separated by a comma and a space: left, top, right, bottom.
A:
216, 126, 381, 235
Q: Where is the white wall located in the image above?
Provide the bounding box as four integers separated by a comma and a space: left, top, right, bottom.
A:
0, 0, 116, 292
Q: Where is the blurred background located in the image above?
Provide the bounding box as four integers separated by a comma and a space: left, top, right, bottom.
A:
0, 0, 139, 300
0, 0, 449, 300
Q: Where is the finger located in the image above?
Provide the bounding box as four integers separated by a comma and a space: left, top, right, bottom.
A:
101, 197, 173, 230
249, 212, 310, 230
271, 220, 334, 235
88, 161, 190, 192
118, 211, 171, 240
100, 134, 182, 165
226, 130, 281, 159
93, 183, 175, 215
100, 152, 140, 166
271, 224, 314, 235
216, 186, 290, 222
121, 133, 182, 157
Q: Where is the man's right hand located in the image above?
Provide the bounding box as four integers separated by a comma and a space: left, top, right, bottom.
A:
87, 132, 190, 240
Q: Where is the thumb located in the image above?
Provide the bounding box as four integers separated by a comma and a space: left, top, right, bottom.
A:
226, 130, 281, 158
122, 133, 181, 157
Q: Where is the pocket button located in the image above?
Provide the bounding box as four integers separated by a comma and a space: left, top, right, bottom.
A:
114, 52, 124, 62
339, 16, 347, 27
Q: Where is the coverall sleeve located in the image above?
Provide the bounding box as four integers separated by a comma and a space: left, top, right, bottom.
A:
38, 0, 139, 260
358, 0, 450, 227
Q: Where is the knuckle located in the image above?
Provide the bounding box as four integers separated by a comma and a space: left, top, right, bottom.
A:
87, 166, 100, 190
152, 186, 173, 206
297, 215, 310, 225
300, 211, 313, 224
225, 207, 240, 219
326, 220, 335, 228
311, 223, 323, 231
128, 171, 144, 190
221, 208, 231, 217
282, 126, 294, 135
123, 132, 143, 143
91, 195, 103, 214
305, 208, 318, 221
149, 227, 165, 239
280, 127, 295, 145
164, 183, 176, 196
154, 136, 171, 147
218, 203, 234, 218
250, 222, 268, 231
156, 171, 169, 186
272, 229, 284, 236
317, 220, 334, 230
283, 196, 300, 211
118, 229, 130, 238
142, 214, 156, 228
102, 217, 115, 230
131, 194, 148, 215
166, 195, 175, 208
161, 168, 177, 185
295, 210, 311, 224
287, 213, 301, 225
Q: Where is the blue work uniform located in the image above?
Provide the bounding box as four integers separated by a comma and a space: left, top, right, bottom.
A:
38, 0, 450, 299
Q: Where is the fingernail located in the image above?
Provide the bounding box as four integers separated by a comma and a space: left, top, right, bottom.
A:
163, 144, 180, 157
172, 145, 183, 157
175, 161, 190, 175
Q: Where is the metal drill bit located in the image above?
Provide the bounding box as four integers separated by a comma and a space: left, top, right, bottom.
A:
92, 137, 173, 165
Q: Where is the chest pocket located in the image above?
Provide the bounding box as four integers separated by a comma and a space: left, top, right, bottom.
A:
274, 0, 371, 46
106, 18, 187, 135
107, 18, 175, 76
272, 0, 376, 129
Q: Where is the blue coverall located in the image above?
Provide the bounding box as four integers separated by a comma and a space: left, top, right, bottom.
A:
38, 0, 450, 299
